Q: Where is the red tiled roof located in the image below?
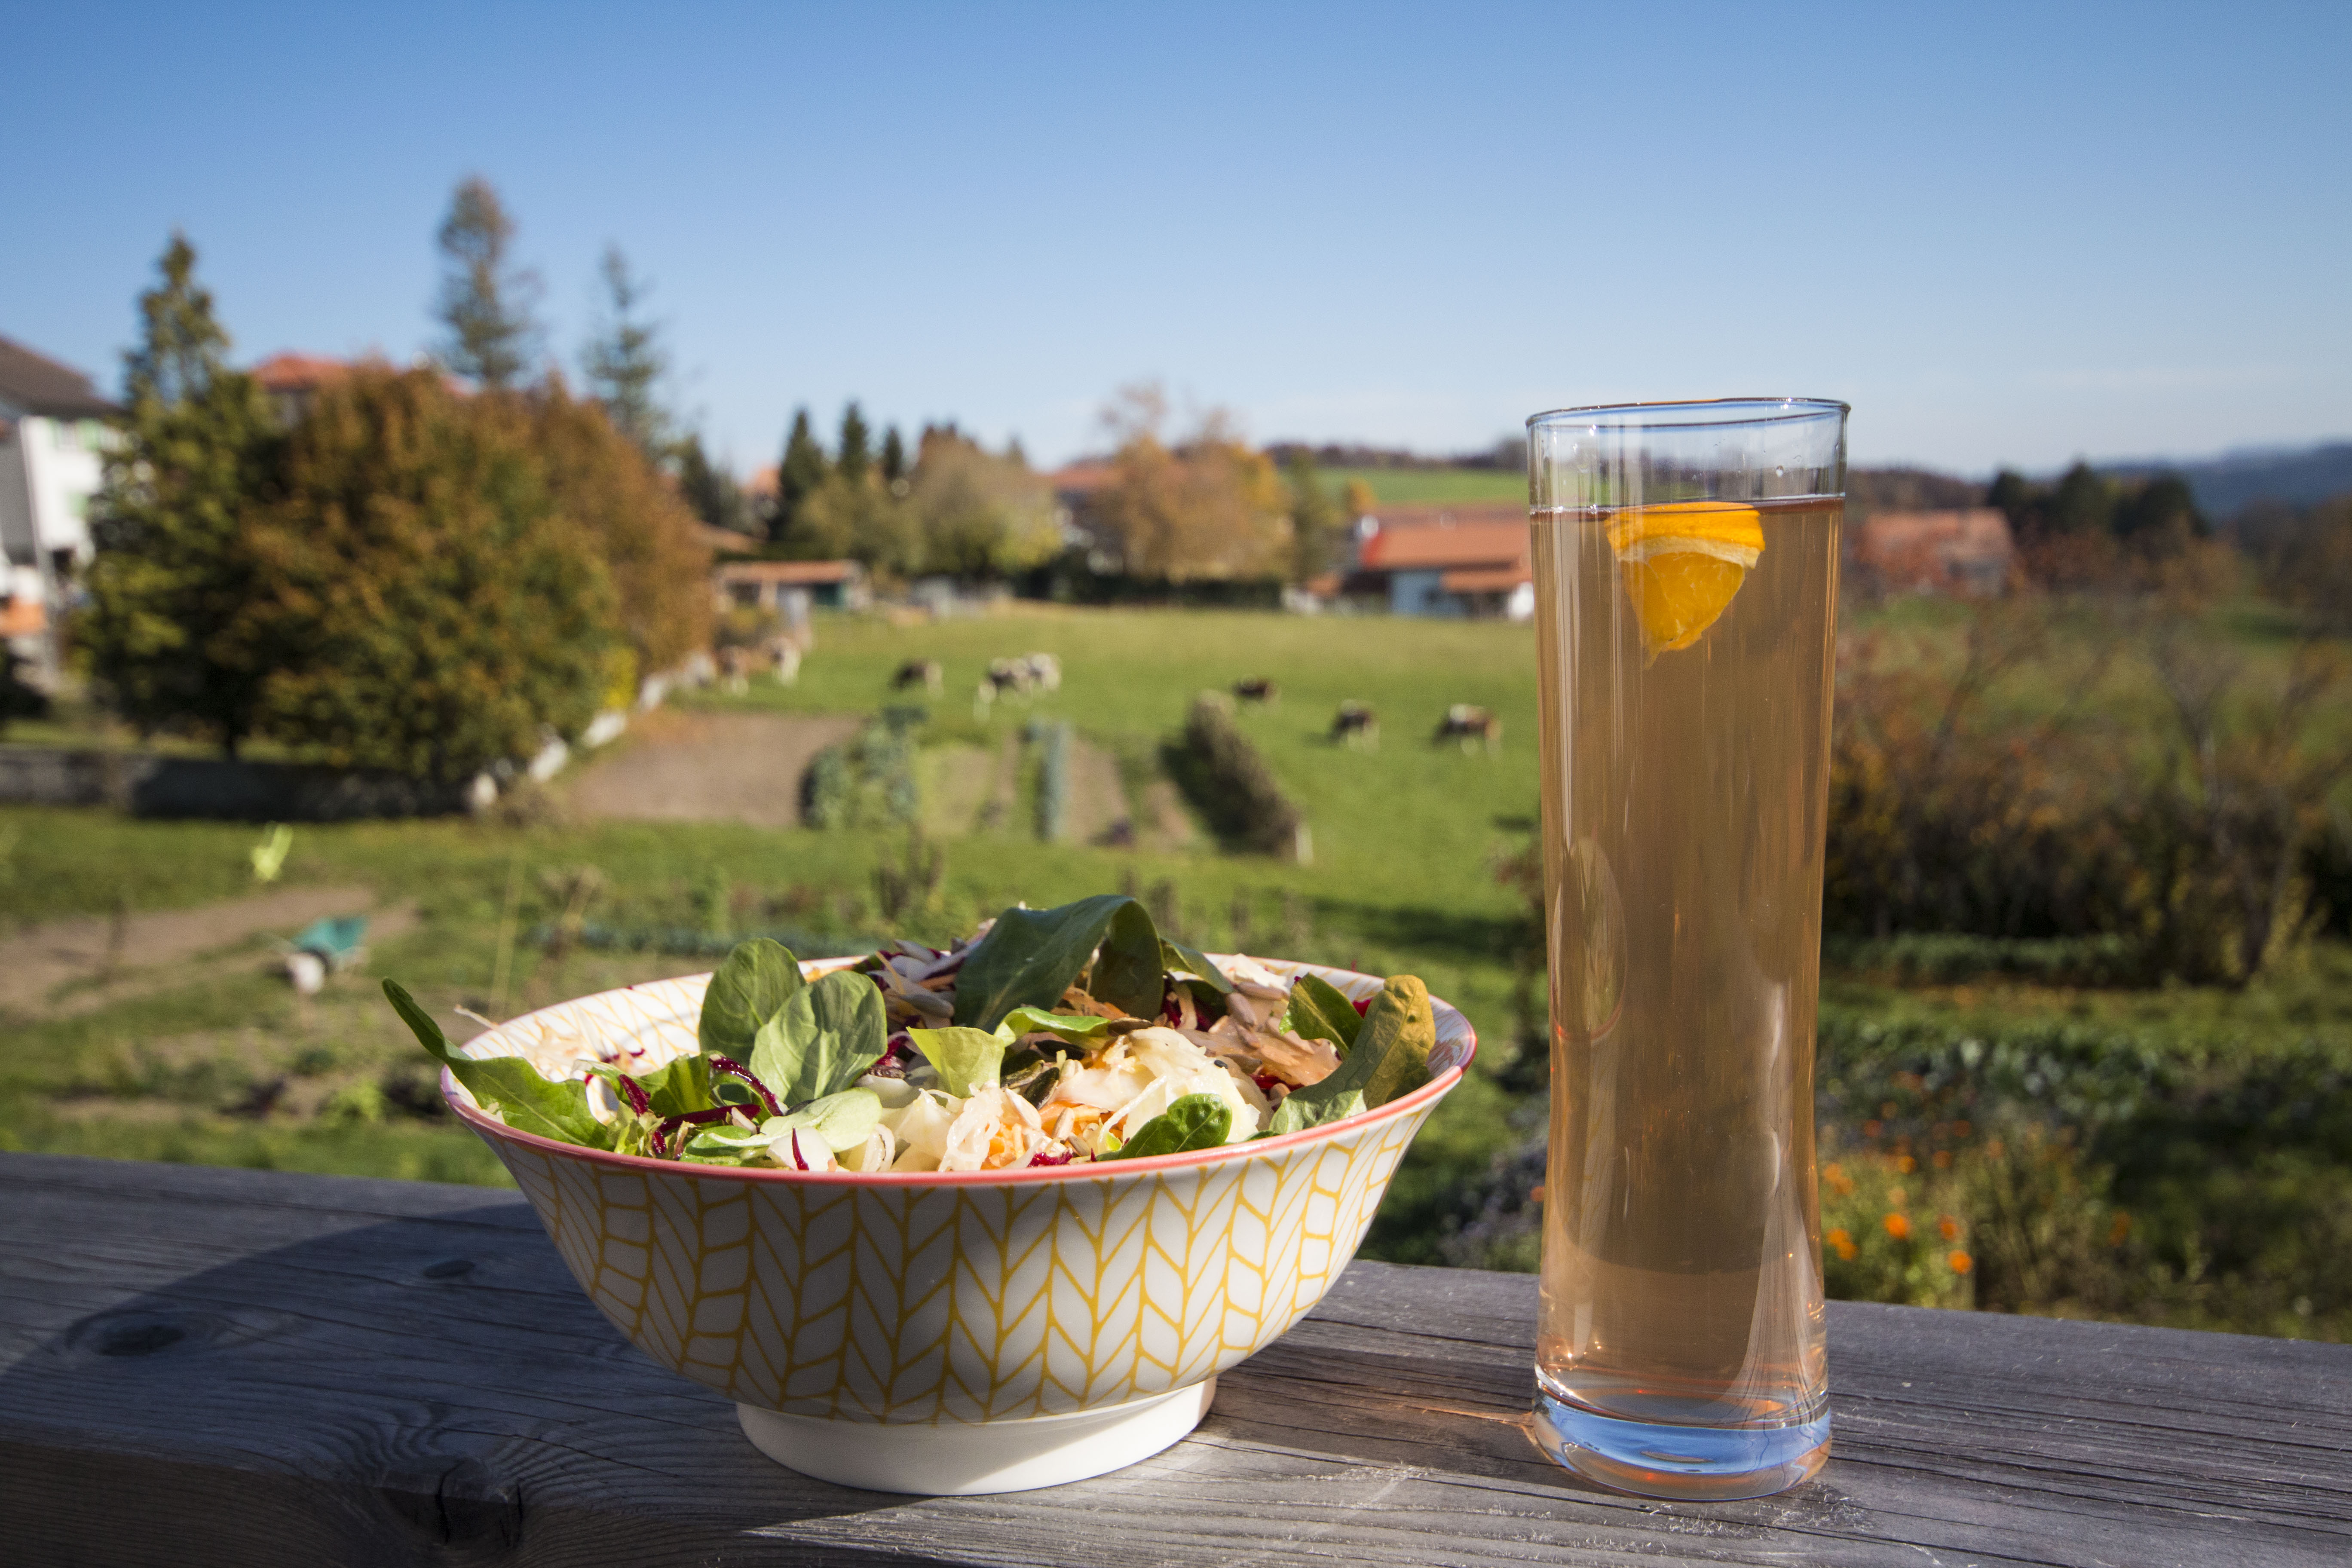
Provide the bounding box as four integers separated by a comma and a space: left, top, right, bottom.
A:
251, 352, 352, 392
1356, 515, 1529, 573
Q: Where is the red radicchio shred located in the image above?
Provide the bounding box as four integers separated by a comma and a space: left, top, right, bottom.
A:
1352, 996, 1373, 1015
1252, 1070, 1285, 1096
867, 1032, 917, 1079
648, 1120, 671, 1160
707, 1055, 784, 1118
1027, 1148, 1074, 1167
613, 1073, 654, 1116
674, 1107, 733, 1124
1159, 990, 1183, 1025
789, 1130, 812, 1170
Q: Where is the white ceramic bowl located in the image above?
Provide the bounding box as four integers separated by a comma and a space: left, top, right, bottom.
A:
444, 955, 1475, 1494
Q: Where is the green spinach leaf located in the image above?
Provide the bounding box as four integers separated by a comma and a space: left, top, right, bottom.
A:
631, 1053, 714, 1116
952, 895, 1164, 1029
1272, 975, 1435, 1124
1160, 937, 1234, 995
1100, 1093, 1231, 1159
384, 980, 608, 1148
700, 938, 805, 1060
750, 968, 888, 1106
906, 1026, 1007, 1099
1286, 973, 1364, 1054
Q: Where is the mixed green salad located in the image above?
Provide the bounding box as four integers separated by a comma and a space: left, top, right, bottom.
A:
385, 893, 1436, 1172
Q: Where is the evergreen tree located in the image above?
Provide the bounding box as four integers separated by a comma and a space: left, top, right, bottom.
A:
81, 233, 283, 756
879, 425, 908, 487
676, 433, 753, 535
434, 176, 542, 389
580, 245, 671, 459
837, 401, 872, 484
772, 408, 829, 543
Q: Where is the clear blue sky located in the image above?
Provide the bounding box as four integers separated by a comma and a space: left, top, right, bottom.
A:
4, 2, 2346, 475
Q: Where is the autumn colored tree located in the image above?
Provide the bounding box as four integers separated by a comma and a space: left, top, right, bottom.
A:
1092, 386, 1289, 581
528, 379, 712, 678
1283, 451, 1341, 581
81, 233, 284, 756
236, 366, 615, 780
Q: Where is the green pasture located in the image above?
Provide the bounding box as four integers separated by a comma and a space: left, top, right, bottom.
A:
1323, 466, 1524, 507
3, 599, 2347, 1336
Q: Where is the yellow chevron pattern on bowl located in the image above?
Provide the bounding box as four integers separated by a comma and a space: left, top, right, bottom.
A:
459, 956, 1469, 1424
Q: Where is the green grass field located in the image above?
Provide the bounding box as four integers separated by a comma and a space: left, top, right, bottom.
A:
4, 598, 2346, 1335
1323, 466, 1524, 507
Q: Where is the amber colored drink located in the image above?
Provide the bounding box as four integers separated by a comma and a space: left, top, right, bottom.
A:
1525, 400, 1846, 1501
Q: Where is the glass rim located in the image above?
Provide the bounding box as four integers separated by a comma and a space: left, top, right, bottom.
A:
1526, 397, 1849, 433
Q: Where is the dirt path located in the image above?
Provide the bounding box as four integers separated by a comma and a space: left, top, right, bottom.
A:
0, 883, 395, 1018
566, 710, 861, 828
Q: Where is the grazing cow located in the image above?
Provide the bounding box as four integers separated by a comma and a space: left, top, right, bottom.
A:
1435, 703, 1502, 754
720, 646, 750, 696
1025, 652, 1063, 693
893, 658, 943, 695
772, 641, 803, 686
986, 658, 1033, 697
1332, 700, 1379, 750
1233, 677, 1279, 705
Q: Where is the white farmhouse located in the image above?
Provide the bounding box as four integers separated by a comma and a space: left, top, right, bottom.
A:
0, 334, 118, 686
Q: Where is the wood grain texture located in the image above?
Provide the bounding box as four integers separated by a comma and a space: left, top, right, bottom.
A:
1, 1152, 2346, 1567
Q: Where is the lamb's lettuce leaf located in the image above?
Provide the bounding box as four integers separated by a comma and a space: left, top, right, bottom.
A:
750, 968, 888, 1106
1268, 1085, 1366, 1136
1160, 937, 1234, 995
995, 1007, 1113, 1047
906, 1026, 1006, 1099
701, 938, 804, 1060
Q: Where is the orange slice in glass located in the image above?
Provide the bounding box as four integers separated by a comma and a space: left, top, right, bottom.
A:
1606, 501, 1765, 655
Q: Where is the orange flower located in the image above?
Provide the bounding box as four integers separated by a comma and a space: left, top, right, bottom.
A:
1826, 1227, 1857, 1262
1896, 1155, 1918, 1174
1883, 1213, 1911, 1241
2110, 1212, 2133, 1246
1932, 1149, 1953, 1170
1938, 1215, 1960, 1242
1948, 1250, 1973, 1275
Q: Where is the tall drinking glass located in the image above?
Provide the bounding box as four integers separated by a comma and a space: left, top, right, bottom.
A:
1526, 399, 1847, 1500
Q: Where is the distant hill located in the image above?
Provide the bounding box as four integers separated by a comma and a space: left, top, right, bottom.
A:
2102, 441, 2352, 518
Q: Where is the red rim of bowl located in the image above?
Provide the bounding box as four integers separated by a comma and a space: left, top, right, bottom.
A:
441, 960, 1477, 1186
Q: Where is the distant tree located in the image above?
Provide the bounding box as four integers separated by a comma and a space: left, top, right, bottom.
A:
2045, 462, 2116, 539
236, 366, 614, 780
2264, 494, 2352, 634
771, 407, 829, 543
906, 427, 1060, 579
675, 433, 753, 536
1342, 478, 1378, 519
2113, 474, 2207, 545
787, 468, 919, 577
434, 176, 542, 390
579, 245, 671, 459
1093, 387, 1290, 581
80, 233, 284, 756
1283, 452, 1342, 582
879, 425, 908, 488
529, 379, 712, 678
836, 402, 872, 484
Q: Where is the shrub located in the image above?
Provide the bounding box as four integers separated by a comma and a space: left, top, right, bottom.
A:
1166, 697, 1302, 856
236, 366, 616, 781
800, 712, 922, 830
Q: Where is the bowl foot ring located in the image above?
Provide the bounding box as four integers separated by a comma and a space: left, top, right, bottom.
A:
737, 1377, 1218, 1495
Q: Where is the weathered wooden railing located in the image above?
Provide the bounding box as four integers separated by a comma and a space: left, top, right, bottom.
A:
3, 1152, 2347, 1565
